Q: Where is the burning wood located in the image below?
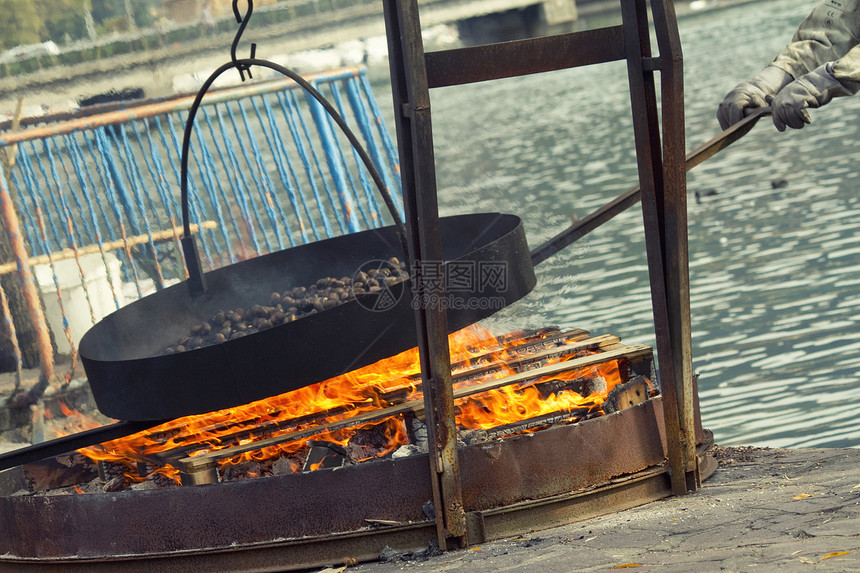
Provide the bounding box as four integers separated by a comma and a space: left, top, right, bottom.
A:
27, 326, 656, 494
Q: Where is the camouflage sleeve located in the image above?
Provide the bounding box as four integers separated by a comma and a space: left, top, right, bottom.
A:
771, 0, 860, 79
830, 42, 860, 81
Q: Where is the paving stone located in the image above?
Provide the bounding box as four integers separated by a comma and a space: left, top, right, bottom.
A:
348, 447, 860, 573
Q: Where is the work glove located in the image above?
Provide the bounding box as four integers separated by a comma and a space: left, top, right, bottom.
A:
717, 66, 793, 130
770, 63, 860, 131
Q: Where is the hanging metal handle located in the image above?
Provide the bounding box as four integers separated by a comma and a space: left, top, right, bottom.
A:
180, 59, 408, 297
180, 3, 408, 297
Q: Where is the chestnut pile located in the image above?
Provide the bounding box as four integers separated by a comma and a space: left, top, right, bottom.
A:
162, 257, 409, 354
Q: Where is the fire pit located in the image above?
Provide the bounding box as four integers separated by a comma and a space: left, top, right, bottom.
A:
0, 0, 708, 568
0, 326, 712, 571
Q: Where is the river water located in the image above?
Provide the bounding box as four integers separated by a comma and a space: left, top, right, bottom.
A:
367, 0, 860, 448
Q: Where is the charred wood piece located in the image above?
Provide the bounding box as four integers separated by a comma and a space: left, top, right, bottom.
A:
302, 440, 349, 471
603, 376, 651, 414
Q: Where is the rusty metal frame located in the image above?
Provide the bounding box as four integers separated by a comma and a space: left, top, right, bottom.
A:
0, 0, 701, 566
383, 0, 697, 544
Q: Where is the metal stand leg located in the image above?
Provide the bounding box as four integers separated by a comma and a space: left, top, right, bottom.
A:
383, 0, 467, 548
622, 0, 698, 494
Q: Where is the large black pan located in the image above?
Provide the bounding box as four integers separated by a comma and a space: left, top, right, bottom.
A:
79, 54, 536, 421
79, 212, 535, 421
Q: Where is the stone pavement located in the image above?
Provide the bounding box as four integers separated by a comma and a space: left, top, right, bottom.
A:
344, 446, 860, 572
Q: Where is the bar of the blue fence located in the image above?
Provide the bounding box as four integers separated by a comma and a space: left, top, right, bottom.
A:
42, 136, 102, 324
80, 130, 122, 244
246, 97, 300, 247
54, 136, 97, 246
116, 124, 166, 288
131, 119, 194, 277
326, 80, 378, 229
283, 90, 349, 236
257, 93, 315, 244
93, 128, 144, 236
194, 110, 242, 264
345, 75, 396, 222
204, 105, 264, 257
129, 121, 177, 236
6, 154, 43, 256
222, 100, 275, 253
302, 89, 361, 234
153, 112, 213, 270
61, 133, 123, 310
16, 147, 58, 252
164, 114, 217, 271
358, 71, 404, 214
22, 143, 65, 250
29, 143, 66, 248
253, 94, 318, 244
275, 90, 340, 238
133, 122, 176, 216
185, 123, 220, 269
236, 99, 292, 249
263, 94, 330, 241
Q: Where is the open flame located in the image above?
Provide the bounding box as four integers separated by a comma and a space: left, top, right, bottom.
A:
73, 325, 629, 484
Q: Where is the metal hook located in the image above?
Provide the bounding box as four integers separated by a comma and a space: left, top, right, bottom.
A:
231, 0, 257, 81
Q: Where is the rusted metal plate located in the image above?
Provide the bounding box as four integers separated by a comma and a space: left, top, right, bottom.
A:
459, 398, 666, 510
0, 454, 433, 560
425, 27, 626, 88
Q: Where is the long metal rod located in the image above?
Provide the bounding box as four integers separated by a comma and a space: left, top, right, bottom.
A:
529, 108, 770, 266
0, 420, 169, 472
0, 69, 365, 147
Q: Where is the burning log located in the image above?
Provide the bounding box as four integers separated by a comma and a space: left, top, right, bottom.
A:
148, 331, 605, 472
603, 375, 651, 414
173, 340, 652, 483
54, 327, 652, 492
22, 453, 98, 493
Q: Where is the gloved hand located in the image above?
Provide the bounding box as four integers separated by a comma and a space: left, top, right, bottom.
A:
770, 63, 860, 131
717, 66, 793, 130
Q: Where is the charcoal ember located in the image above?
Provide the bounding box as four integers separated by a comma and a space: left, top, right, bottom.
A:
103, 475, 129, 492
391, 444, 421, 459
160, 259, 409, 355
535, 376, 606, 399
75, 477, 105, 495
346, 422, 402, 461
457, 428, 489, 446
23, 453, 99, 493
98, 460, 130, 482
129, 479, 159, 491
271, 455, 299, 476
220, 460, 262, 482
302, 440, 349, 471
149, 472, 179, 488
